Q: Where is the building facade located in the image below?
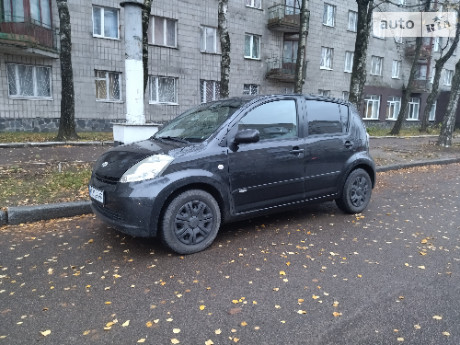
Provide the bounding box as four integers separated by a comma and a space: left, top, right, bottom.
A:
0, 0, 459, 132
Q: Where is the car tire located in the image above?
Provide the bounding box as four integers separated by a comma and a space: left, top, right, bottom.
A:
336, 168, 372, 214
160, 189, 221, 255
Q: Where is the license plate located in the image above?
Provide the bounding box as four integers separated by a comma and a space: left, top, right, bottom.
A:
89, 185, 104, 204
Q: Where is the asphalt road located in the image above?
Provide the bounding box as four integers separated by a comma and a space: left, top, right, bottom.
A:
1, 164, 459, 345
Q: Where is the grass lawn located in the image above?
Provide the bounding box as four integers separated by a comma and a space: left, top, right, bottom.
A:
0, 131, 113, 143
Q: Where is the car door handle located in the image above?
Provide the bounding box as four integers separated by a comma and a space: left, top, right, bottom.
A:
344, 141, 353, 149
290, 147, 305, 155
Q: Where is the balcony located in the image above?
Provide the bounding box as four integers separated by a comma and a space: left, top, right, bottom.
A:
266, 56, 304, 82
412, 79, 430, 92
405, 43, 432, 60
0, 17, 59, 58
267, 4, 309, 33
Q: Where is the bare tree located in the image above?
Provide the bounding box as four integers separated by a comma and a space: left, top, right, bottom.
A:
142, 0, 153, 92
348, 0, 374, 108
218, 0, 230, 98
420, 7, 460, 132
438, 57, 460, 146
56, 0, 78, 140
294, 0, 308, 93
390, 0, 432, 135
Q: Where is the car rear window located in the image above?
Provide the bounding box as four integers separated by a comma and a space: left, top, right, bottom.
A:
306, 101, 349, 135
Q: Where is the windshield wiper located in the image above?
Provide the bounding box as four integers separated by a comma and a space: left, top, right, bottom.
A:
155, 136, 189, 144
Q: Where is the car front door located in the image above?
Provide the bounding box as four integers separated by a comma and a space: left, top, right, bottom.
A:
227, 98, 305, 214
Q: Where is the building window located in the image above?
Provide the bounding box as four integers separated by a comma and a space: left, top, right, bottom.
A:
318, 89, 331, 97
370, 56, 383, 76
429, 101, 437, 121
320, 47, 333, 70
323, 3, 336, 27
151, 16, 177, 47
415, 64, 427, 80
407, 97, 420, 120
386, 96, 401, 120
95, 70, 121, 101
444, 69, 454, 86
344, 51, 354, 73
285, 0, 300, 14
373, 21, 385, 39
200, 26, 217, 53
245, 0, 262, 9
2, 0, 51, 27
200, 80, 220, 103
31, 0, 52, 27
392, 60, 401, 79
244, 34, 261, 59
243, 84, 259, 95
364, 95, 380, 120
342, 91, 349, 101
7, 63, 52, 99
348, 11, 357, 32
149, 76, 177, 104
92, 6, 119, 39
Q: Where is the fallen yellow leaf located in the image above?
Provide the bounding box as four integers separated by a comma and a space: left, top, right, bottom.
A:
146, 321, 153, 328
171, 338, 180, 344
137, 339, 146, 343
205, 340, 214, 345
215, 329, 222, 335
173, 328, 181, 334
333, 312, 342, 317
433, 315, 443, 320
199, 305, 206, 310
83, 330, 91, 336
240, 321, 248, 327
279, 271, 286, 276
40, 330, 51, 337
297, 310, 307, 314
122, 320, 130, 327
442, 331, 450, 336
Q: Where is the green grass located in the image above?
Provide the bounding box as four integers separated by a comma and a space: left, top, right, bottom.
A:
0, 131, 113, 143
0, 163, 92, 207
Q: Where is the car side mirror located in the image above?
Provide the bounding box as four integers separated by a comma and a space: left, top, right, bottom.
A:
233, 129, 260, 145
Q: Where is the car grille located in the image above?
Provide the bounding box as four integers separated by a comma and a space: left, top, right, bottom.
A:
92, 202, 126, 222
95, 173, 119, 185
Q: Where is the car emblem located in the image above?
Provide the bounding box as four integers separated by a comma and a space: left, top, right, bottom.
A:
102, 162, 109, 168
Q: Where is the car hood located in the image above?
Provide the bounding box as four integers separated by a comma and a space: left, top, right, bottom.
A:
93, 139, 187, 181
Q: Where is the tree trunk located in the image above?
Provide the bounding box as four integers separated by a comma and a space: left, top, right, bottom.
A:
420, 8, 460, 132
218, 0, 230, 98
142, 0, 153, 92
438, 58, 460, 147
390, 0, 431, 135
348, 0, 373, 109
56, 0, 78, 140
294, 0, 308, 94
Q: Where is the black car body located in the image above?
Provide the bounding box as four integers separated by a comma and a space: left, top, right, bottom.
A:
89, 95, 376, 254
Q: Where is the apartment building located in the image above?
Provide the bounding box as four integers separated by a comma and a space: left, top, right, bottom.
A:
0, 0, 458, 132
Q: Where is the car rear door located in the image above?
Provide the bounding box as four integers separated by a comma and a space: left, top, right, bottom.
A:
227, 98, 306, 214
303, 100, 353, 198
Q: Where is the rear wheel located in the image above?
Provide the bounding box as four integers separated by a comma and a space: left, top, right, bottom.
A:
160, 189, 221, 254
336, 168, 372, 214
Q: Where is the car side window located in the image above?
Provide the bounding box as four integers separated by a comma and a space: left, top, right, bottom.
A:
306, 101, 348, 135
237, 100, 298, 140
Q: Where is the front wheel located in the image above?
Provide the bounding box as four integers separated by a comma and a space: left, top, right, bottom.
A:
160, 189, 221, 254
336, 168, 372, 214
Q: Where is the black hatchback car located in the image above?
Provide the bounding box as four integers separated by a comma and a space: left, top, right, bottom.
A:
89, 95, 375, 254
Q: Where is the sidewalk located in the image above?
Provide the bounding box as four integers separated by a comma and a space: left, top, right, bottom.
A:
1, 136, 460, 226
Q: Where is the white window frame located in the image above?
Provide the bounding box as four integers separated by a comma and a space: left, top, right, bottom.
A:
444, 69, 454, 86
429, 101, 437, 121
323, 3, 336, 27
348, 10, 357, 32
200, 26, 218, 53
370, 56, 383, 76
243, 84, 259, 95
386, 96, 401, 120
200, 80, 220, 103
342, 91, 349, 101
149, 76, 178, 104
92, 6, 119, 39
95, 70, 122, 102
245, 0, 262, 9
7, 63, 52, 99
364, 95, 380, 120
407, 97, 420, 120
318, 89, 331, 97
392, 60, 401, 79
151, 16, 177, 48
244, 34, 261, 59
320, 47, 333, 70
373, 21, 385, 39
344, 51, 354, 73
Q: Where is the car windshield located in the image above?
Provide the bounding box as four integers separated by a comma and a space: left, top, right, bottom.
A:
154, 98, 250, 142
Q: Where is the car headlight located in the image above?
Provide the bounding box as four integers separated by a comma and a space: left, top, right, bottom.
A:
120, 154, 174, 183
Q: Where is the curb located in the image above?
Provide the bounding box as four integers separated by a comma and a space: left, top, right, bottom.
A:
0, 141, 113, 148
1, 201, 92, 226
1, 158, 460, 227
